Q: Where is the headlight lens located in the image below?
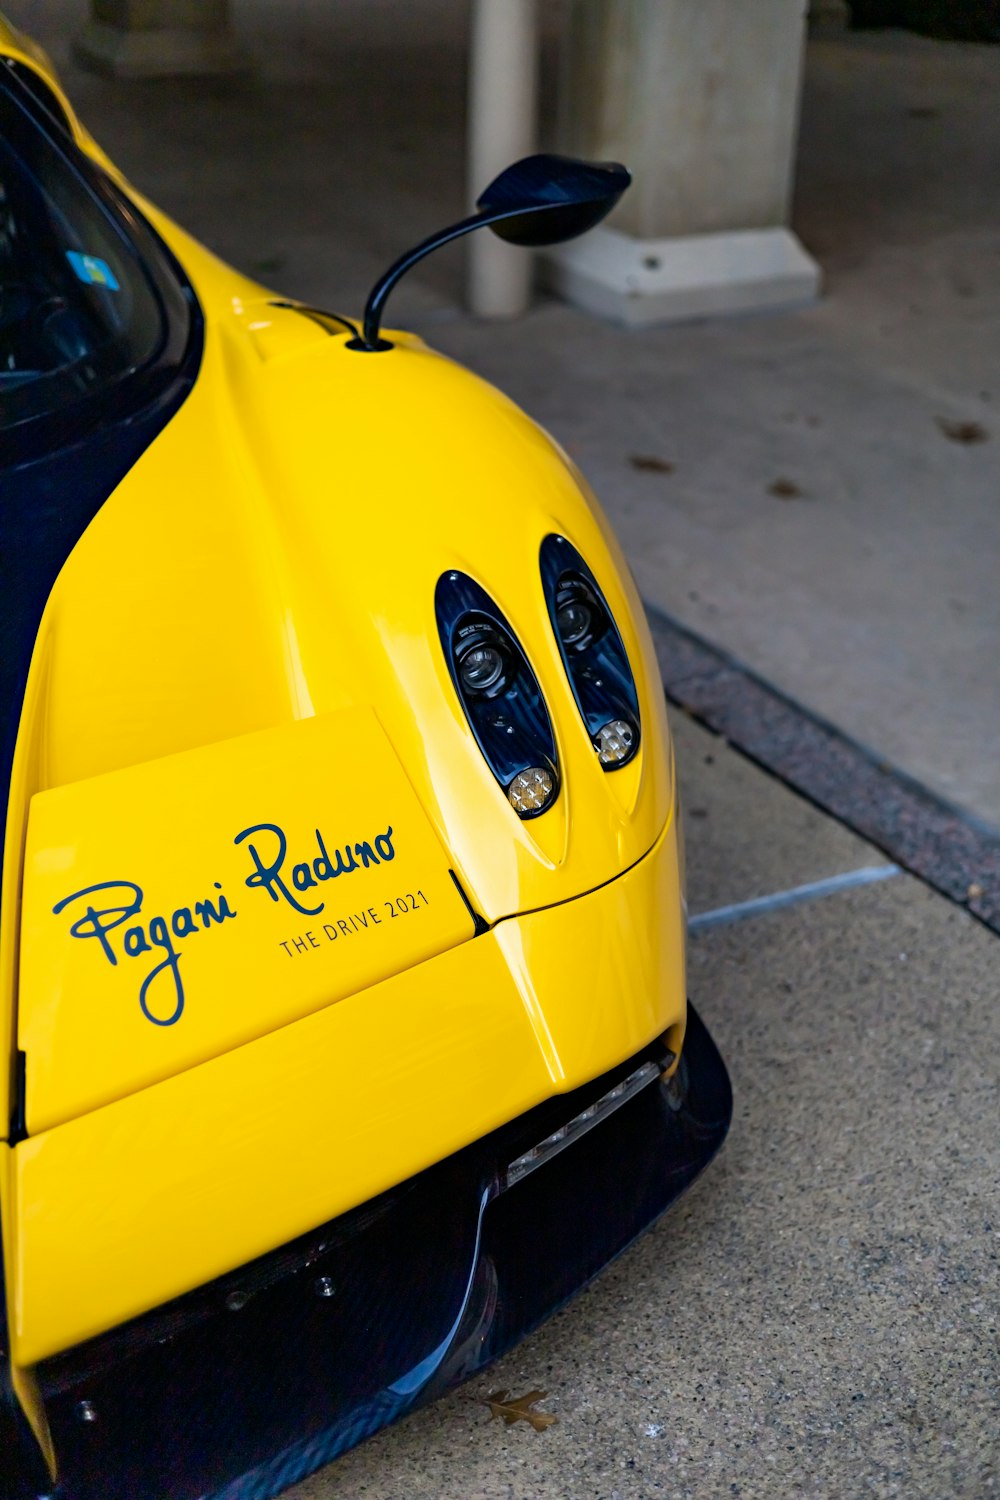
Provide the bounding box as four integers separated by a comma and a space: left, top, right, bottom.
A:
508, 766, 555, 813
459, 643, 505, 693
556, 597, 593, 647
595, 718, 635, 766
554, 574, 605, 652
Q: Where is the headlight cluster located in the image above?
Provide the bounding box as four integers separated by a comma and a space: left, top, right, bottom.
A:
437, 537, 641, 819
540, 535, 641, 771
436, 573, 560, 818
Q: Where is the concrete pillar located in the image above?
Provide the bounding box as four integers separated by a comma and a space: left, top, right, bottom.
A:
74, 0, 247, 79
547, 0, 820, 326
466, 0, 539, 319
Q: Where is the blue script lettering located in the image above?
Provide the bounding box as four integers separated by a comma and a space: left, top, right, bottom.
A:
235, 823, 398, 914
52, 880, 236, 1027
234, 823, 324, 917
141, 914, 184, 1026
52, 880, 141, 965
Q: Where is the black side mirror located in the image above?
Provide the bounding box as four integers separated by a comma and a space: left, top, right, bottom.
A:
349, 153, 630, 352
477, 154, 630, 247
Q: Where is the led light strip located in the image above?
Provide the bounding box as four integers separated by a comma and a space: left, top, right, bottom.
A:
504, 1060, 662, 1190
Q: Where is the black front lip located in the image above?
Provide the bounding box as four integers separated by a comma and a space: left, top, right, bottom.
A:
33, 1005, 731, 1500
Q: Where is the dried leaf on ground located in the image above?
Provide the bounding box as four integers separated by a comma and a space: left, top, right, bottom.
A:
629, 454, 674, 473
768, 477, 807, 499
485, 1389, 557, 1432
937, 417, 989, 444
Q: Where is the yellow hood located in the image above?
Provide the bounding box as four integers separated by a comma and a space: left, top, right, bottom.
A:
10, 282, 672, 1131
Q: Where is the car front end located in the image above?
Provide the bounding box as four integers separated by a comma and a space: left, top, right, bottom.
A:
0, 32, 730, 1499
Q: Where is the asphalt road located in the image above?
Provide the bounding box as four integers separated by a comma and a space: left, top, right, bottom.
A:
286, 712, 999, 1500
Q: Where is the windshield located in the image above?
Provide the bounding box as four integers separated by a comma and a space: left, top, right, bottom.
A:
0, 66, 187, 447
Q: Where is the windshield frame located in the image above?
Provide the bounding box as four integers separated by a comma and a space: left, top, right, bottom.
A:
0, 62, 198, 468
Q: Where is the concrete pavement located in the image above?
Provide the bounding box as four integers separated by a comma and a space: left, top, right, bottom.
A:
438, 32, 1000, 829
283, 713, 999, 1500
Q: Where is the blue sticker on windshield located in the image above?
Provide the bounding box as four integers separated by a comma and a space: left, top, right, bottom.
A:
66, 251, 120, 291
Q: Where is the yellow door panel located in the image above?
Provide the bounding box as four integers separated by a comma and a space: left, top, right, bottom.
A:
19, 710, 474, 1134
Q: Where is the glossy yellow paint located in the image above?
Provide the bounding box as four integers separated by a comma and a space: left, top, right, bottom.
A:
0, 24, 687, 1425
0, 29, 675, 1127
4, 306, 676, 1121
11, 813, 683, 1367
20, 711, 475, 1133
24, 312, 674, 912
0, 1148, 55, 1476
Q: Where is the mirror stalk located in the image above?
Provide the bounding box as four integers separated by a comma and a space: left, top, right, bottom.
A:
348, 153, 631, 353
351, 208, 499, 352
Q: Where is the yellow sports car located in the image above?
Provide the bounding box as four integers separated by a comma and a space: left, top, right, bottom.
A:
0, 20, 730, 1500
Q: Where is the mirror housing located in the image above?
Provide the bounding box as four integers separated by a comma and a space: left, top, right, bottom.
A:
478, 154, 630, 247
349, 153, 631, 351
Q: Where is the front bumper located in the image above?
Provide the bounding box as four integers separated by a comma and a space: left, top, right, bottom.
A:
11, 814, 690, 1370
33, 1004, 730, 1500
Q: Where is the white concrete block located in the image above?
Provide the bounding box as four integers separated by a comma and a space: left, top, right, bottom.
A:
544, 225, 822, 327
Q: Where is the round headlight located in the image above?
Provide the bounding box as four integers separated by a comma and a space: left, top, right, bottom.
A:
459, 644, 504, 693
556, 599, 592, 646
554, 573, 604, 652
595, 719, 635, 766
508, 766, 555, 814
